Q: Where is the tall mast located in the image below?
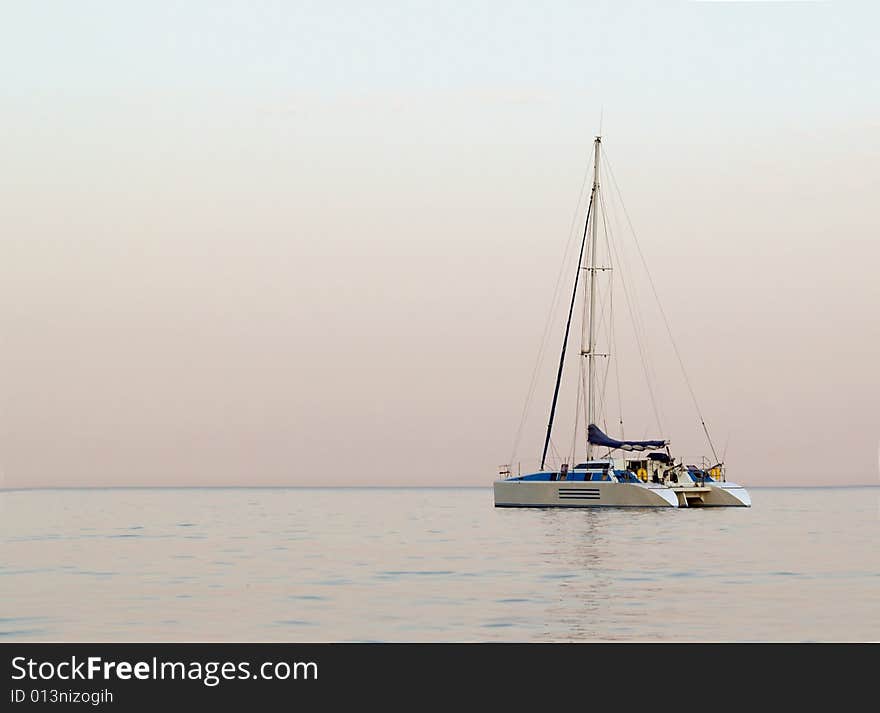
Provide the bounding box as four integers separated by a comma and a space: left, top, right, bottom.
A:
585, 136, 601, 460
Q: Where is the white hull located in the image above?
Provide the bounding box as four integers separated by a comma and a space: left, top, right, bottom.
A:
494, 479, 679, 508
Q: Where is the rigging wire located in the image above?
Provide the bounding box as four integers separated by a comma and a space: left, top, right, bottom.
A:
721, 431, 732, 463
539, 186, 596, 471
579, 205, 592, 456
601, 182, 666, 433
508, 150, 596, 469
608, 218, 625, 438
569, 361, 584, 466
580, 357, 589, 457
548, 438, 562, 469
580, 197, 615, 438
602, 176, 662, 434
605, 186, 669, 441
598, 186, 665, 435
593, 204, 617, 434
585, 262, 613, 431
603, 150, 720, 463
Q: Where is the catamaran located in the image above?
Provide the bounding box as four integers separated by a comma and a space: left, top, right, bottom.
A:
494, 136, 750, 508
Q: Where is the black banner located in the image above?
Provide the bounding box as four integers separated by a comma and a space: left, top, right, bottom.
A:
3, 643, 873, 709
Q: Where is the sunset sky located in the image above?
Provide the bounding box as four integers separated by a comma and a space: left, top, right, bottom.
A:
1, 1, 878, 487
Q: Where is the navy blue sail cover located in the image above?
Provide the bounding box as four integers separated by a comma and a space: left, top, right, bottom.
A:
587, 424, 667, 452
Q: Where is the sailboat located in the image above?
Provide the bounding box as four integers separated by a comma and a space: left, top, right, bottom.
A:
494, 136, 750, 508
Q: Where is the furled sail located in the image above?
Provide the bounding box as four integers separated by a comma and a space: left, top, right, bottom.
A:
587, 424, 667, 452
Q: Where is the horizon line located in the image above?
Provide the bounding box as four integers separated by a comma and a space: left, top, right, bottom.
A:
3, 484, 877, 492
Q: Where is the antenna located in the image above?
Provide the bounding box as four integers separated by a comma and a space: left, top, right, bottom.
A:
721, 431, 732, 463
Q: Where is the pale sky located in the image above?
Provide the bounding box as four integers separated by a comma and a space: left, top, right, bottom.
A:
1, 1, 878, 487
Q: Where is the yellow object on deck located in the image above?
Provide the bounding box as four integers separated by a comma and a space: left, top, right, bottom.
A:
637, 468, 648, 482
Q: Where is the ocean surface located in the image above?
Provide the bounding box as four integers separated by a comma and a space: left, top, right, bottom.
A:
2, 487, 878, 642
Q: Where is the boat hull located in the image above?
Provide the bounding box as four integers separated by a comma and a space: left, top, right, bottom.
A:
701, 482, 751, 507
493, 480, 679, 508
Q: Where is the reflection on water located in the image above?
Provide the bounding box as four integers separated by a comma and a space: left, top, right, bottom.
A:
1, 487, 878, 641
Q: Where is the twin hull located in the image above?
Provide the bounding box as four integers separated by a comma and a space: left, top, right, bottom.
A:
493, 480, 750, 508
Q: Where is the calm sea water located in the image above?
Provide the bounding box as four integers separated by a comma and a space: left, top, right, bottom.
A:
2, 487, 878, 642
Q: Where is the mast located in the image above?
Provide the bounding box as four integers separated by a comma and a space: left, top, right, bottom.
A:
585, 136, 601, 460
